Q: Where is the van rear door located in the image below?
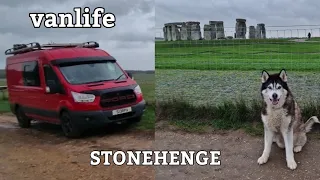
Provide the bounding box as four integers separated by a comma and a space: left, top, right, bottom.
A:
20, 60, 47, 119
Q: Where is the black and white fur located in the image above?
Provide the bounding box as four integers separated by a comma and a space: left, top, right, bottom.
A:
258, 69, 319, 170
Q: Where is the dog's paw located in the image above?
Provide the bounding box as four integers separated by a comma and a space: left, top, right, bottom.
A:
257, 155, 268, 165
287, 160, 297, 170
293, 146, 302, 153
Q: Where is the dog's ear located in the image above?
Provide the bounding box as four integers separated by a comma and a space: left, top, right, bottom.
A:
261, 70, 269, 83
279, 69, 287, 82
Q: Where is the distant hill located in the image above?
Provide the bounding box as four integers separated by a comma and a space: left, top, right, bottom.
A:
126, 70, 154, 74
0, 69, 5, 79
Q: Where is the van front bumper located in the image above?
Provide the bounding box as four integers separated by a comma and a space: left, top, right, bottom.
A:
68, 100, 146, 128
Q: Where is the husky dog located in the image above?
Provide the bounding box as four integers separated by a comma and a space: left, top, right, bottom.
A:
257, 69, 319, 170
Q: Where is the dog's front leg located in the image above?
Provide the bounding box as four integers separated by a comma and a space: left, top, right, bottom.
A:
258, 126, 274, 165
281, 126, 297, 170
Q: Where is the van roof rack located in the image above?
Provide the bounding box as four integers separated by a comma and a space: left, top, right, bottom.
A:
4, 41, 99, 55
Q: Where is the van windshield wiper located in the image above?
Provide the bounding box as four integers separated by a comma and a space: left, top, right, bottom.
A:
86, 79, 113, 84
115, 73, 126, 81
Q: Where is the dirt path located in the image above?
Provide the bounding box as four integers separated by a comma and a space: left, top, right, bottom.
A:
0, 115, 154, 180
2, 114, 320, 180
155, 130, 320, 180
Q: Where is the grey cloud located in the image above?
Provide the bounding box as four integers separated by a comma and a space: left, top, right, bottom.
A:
81, 0, 154, 17
156, 0, 320, 35
0, 0, 154, 38
0, 0, 67, 8
0, 0, 154, 70
0, 0, 153, 17
109, 32, 154, 42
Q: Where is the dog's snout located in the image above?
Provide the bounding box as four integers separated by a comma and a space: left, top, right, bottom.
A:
272, 93, 278, 99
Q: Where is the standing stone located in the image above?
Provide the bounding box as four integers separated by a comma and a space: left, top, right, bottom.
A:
164, 23, 182, 41
261, 24, 266, 39
235, 18, 247, 39
209, 21, 218, 39
171, 25, 181, 41
187, 21, 201, 40
163, 26, 168, 41
190, 24, 201, 40
216, 21, 225, 39
255, 25, 261, 39
180, 23, 188, 40
255, 23, 266, 39
203, 24, 213, 40
249, 26, 256, 39
166, 26, 172, 41
176, 26, 181, 41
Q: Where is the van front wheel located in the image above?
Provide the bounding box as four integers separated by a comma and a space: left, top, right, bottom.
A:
60, 111, 82, 138
16, 107, 31, 128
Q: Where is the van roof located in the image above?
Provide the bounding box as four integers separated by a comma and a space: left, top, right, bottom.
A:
44, 47, 109, 60
5, 41, 110, 63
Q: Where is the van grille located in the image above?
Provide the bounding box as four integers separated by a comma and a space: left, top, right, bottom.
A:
100, 90, 136, 108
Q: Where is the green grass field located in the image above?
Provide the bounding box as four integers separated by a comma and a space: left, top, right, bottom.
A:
156, 69, 320, 106
156, 38, 320, 71
0, 72, 155, 130
156, 38, 320, 133
131, 72, 155, 130
0, 80, 9, 112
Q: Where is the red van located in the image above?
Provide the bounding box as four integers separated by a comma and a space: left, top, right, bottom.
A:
4, 41, 146, 138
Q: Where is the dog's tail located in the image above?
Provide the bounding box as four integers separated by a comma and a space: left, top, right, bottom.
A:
304, 116, 320, 133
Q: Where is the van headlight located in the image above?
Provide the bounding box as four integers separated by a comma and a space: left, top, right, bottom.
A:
71, 91, 95, 103
134, 85, 142, 94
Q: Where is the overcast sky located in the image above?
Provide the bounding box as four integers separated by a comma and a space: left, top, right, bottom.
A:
156, 0, 320, 38
0, 0, 154, 70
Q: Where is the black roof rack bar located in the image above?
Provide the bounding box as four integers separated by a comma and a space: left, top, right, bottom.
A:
41, 43, 83, 48
41, 41, 99, 48
77, 41, 100, 48
5, 42, 41, 55
4, 41, 100, 55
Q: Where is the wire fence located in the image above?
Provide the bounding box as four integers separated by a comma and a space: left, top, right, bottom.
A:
156, 26, 320, 39
155, 26, 320, 106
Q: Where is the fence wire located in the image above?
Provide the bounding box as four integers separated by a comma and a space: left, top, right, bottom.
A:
155, 26, 320, 106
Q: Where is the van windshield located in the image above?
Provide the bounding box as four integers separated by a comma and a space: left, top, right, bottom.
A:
58, 61, 126, 85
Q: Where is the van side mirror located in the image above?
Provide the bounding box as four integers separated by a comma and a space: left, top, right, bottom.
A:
45, 80, 62, 94
127, 72, 133, 79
